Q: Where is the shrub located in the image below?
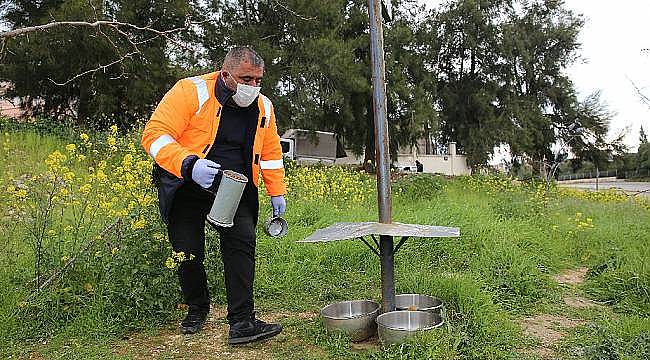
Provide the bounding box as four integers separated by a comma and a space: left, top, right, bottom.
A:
2, 125, 180, 340
393, 173, 446, 200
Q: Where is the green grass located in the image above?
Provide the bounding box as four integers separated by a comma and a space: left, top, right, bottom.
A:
0, 128, 648, 359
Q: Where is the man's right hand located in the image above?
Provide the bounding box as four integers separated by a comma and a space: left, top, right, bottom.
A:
191, 159, 221, 188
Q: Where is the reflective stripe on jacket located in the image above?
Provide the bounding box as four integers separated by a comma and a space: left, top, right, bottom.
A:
142, 71, 286, 219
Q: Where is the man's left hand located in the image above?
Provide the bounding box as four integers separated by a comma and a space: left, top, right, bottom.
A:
271, 196, 286, 217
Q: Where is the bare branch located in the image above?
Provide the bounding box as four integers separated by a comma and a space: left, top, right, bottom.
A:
3, 17, 205, 85
96, 24, 124, 54
87, 0, 99, 21
22, 218, 122, 302
0, 38, 6, 62
628, 76, 650, 109
48, 50, 140, 86
0, 20, 197, 39
270, 0, 316, 21
108, 23, 142, 54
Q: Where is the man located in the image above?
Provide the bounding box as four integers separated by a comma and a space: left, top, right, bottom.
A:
142, 46, 287, 344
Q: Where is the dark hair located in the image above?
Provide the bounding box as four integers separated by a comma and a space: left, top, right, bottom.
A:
222, 46, 265, 69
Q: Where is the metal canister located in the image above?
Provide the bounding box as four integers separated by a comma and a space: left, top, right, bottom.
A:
263, 215, 288, 238
206, 170, 248, 228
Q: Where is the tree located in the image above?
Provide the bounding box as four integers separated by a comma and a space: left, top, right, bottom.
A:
569, 92, 626, 179
0, 0, 198, 128
433, 0, 512, 166
0, 0, 616, 174
638, 125, 650, 174
431, 0, 588, 169
500, 0, 584, 169
638, 143, 650, 173
200, 0, 439, 162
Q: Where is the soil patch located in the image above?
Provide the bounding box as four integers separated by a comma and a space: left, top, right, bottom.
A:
351, 336, 380, 352
520, 314, 585, 359
111, 307, 320, 360
265, 311, 318, 321
553, 267, 588, 285
563, 296, 599, 309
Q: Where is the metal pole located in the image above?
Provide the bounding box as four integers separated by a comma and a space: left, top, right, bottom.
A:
367, 0, 394, 312
368, 0, 392, 224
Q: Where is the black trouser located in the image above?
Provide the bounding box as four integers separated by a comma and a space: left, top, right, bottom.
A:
167, 183, 257, 324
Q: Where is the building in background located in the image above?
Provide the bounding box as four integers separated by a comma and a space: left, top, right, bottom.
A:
278, 128, 472, 176
396, 140, 471, 176
0, 82, 22, 118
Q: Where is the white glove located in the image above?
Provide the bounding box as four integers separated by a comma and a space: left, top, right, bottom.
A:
191, 159, 221, 188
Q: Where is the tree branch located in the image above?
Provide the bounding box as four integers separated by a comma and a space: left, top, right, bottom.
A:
3, 18, 203, 85
23, 218, 122, 302
270, 0, 316, 21
48, 50, 140, 86
1, 20, 194, 39
628, 76, 650, 109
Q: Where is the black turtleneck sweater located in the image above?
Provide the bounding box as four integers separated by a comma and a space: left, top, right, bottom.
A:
204, 75, 260, 214
207, 75, 259, 177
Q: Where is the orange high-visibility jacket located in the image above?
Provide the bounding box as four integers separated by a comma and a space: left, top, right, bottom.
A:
142, 71, 286, 197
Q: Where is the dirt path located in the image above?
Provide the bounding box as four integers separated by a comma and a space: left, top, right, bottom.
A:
111, 307, 321, 360
520, 315, 585, 359
552, 267, 588, 286
113, 268, 602, 359
520, 267, 601, 359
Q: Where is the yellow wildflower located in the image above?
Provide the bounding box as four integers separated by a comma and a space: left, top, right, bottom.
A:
130, 217, 146, 230
96, 170, 108, 183
79, 184, 92, 195
84, 283, 94, 294
63, 171, 75, 182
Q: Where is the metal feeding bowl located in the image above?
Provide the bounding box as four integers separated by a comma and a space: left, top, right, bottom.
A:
395, 294, 443, 315
263, 216, 288, 238
320, 300, 380, 341
376, 310, 444, 345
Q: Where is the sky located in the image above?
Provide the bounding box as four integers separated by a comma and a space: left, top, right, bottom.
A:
418, 0, 650, 152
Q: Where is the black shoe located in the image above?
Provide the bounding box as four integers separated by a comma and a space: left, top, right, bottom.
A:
180, 309, 209, 335
228, 313, 283, 345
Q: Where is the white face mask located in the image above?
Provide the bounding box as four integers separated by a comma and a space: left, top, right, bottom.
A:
232, 83, 261, 107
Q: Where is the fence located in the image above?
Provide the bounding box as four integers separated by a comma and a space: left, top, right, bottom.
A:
558, 169, 650, 181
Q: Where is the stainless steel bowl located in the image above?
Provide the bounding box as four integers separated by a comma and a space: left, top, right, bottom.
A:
320, 300, 380, 341
395, 294, 443, 315
263, 215, 288, 238
376, 310, 444, 344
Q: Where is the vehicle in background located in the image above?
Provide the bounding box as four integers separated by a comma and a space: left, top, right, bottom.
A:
280, 129, 348, 165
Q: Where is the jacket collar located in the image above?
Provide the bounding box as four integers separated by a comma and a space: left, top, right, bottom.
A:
215, 72, 236, 106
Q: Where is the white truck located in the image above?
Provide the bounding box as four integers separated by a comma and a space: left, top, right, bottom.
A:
280, 129, 348, 164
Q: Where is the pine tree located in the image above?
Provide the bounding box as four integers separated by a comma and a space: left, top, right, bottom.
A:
201, 0, 438, 161
0, 0, 196, 128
